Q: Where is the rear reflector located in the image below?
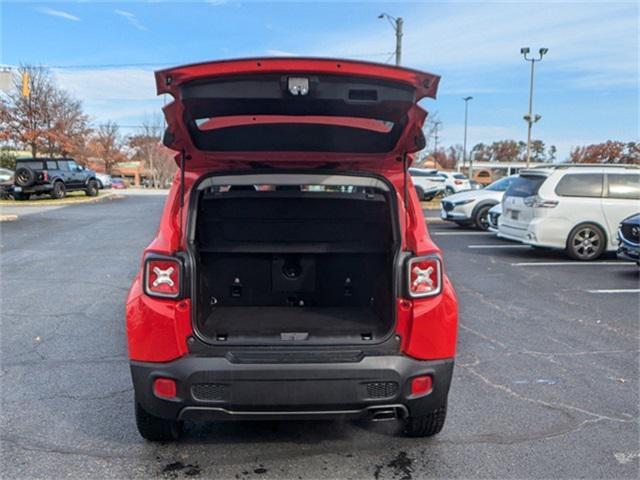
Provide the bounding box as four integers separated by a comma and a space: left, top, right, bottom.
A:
407, 256, 442, 298
144, 255, 182, 299
411, 375, 433, 396
153, 378, 177, 399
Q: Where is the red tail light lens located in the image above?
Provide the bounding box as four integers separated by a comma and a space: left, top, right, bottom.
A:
454, 180, 462, 185
153, 378, 177, 399
407, 256, 442, 298
144, 255, 182, 299
411, 375, 433, 396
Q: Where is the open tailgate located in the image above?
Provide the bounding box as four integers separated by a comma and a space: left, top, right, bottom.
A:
156, 57, 440, 171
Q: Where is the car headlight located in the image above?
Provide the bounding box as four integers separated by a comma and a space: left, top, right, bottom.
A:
453, 199, 474, 206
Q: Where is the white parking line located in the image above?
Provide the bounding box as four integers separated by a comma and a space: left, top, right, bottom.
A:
587, 289, 640, 294
512, 261, 636, 267
468, 244, 530, 249
433, 231, 494, 236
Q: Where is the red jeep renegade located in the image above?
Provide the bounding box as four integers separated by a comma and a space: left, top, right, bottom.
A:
126, 58, 458, 441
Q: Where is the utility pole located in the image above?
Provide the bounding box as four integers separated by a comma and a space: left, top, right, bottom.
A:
461, 96, 473, 173
520, 47, 548, 167
433, 121, 442, 156
378, 13, 403, 65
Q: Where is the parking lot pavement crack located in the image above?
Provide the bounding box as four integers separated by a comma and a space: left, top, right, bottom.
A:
461, 364, 635, 425
459, 323, 510, 350
1, 435, 135, 460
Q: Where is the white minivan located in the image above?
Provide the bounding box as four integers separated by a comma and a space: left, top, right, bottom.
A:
498, 164, 640, 260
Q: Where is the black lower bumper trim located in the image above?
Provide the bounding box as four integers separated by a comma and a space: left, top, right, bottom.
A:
131, 355, 454, 421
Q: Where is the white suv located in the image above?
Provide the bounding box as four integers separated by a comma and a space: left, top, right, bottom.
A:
440, 175, 517, 230
438, 171, 471, 195
498, 164, 640, 260
409, 168, 446, 201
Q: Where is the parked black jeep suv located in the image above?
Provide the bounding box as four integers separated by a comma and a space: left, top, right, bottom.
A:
12, 158, 99, 200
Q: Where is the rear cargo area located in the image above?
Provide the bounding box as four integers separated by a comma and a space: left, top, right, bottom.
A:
192, 182, 397, 345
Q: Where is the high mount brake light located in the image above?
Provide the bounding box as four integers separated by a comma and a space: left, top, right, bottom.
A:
407, 256, 442, 298
144, 255, 183, 299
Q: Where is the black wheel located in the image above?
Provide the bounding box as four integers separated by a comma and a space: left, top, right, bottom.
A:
85, 179, 99, 197
473, 204, 493, 231
51, 181, 66, 199
96, 179, 103, 189
443, 187, 455, 197
13, 192, 30, 201
415, 186, 425, 201
566, 223, 606, 261
404, 405, 447, 437
14, 167, 36, 187
135, 402, 182, 442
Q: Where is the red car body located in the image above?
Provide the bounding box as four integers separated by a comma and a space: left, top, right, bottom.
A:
126, 58, 457, 441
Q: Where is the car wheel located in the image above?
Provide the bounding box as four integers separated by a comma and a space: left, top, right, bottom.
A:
473, 204, 492, 231
96, 179, 103, 189
135, 402, 182, 442
14, 167, 36, 187
85, 179, 99, 197
443, 187, 455, 197
13, 192, 30, 201
415, 186, 424, 201
566, 223, 606, 261
51, 181, 66, 199
403, 405, 447, 437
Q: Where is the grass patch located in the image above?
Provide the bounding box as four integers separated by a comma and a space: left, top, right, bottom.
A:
0, 191, 117, 206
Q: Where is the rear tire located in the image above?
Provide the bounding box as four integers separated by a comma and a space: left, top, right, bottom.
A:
566, 223, 606, 261
473, 204, 492, 231
135, 402, 182, 442
85, 179, 99, 197
404, 405, 447, 437
14, 167, 36, 187
415, 186, 424, 201
443, 187, 455, 197
51, 181, 66, 199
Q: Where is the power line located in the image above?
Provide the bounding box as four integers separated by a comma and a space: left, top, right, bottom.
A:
2, 52, 398, 71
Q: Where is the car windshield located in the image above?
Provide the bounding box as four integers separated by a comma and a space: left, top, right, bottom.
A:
453, 173, 467, 180
485, 176, 513, 192
505, 175, 547, 197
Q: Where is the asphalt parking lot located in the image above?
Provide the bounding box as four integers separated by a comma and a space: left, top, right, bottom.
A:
1, 195, 638, 479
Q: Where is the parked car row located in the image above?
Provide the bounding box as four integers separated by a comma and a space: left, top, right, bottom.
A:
0, 158, 131, 200
410, 168, 472, 201
442, 164, 640, 261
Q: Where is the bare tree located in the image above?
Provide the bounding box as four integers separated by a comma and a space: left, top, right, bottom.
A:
128, 118, 175, 188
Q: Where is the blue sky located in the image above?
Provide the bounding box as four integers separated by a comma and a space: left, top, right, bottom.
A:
1, 0, 638, 160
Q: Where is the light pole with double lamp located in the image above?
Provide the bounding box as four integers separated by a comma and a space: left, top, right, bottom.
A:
378, 13, 403, 66
521, 47, 548, 167
461, 96, 473, 174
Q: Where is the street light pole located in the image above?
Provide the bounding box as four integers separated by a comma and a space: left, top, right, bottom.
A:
462, 96, 473, 173
378, 13, 403, 65
433, 121, 442, 155
520, 47, 548, 168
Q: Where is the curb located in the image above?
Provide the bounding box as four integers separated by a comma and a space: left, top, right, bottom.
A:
0, 192, 121, 207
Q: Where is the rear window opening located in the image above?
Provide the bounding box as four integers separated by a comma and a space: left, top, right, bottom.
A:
189, 174, 399, 346
505, 175, 547, 197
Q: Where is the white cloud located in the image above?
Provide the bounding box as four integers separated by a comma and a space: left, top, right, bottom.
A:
312, 2, 638, 90
53, 68, 158, 102
114, 9, 147, 32
37, 7, 80, 22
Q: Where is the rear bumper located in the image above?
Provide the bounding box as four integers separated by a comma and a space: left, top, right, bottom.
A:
131, 355, 454, 421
